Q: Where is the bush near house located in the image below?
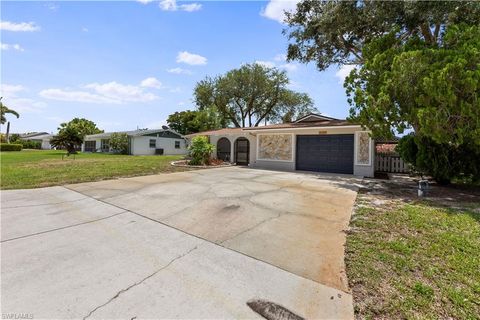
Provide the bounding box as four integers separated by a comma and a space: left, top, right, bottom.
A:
397, 134, 480, 184
0, 143, 23, 151
20, 140, 42, 149
188, 135, 215, 165
109, 132, 129, 154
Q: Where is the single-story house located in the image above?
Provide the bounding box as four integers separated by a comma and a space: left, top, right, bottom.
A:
186, 113, 374, 177
20, 132, 54, 149
82, 128, 188, 156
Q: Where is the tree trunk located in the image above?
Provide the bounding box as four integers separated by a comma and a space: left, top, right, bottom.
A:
6, 121, 10, 143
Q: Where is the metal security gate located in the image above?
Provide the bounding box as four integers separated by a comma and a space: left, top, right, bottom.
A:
234, 138, 249, 165
296, 135, 354, 174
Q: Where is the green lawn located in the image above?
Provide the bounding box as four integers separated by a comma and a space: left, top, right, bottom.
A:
0, 150, 192, 189
346, 201, 480, 319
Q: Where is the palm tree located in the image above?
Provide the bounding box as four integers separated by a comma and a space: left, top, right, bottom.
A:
0, 97, 20, 143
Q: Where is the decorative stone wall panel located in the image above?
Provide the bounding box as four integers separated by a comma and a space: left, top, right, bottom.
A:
258, 134, 292, 161
356, 132, 370, 165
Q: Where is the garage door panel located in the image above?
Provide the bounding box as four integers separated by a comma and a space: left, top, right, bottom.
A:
296, 135, 354, 174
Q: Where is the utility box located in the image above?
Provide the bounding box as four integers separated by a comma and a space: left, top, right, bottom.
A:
418, 180, 429, 197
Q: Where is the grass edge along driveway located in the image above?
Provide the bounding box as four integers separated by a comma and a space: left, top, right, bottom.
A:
346, 198, 480, 319
1, 150, 192, 189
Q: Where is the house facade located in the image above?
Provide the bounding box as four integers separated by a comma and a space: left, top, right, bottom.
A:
20, 132, 54, 149
186, 114, 374, 177
82, 128, 188, 156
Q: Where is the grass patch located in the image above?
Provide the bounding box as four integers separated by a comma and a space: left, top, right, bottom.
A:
0, 150, 192, 189
346, 201, 480, 319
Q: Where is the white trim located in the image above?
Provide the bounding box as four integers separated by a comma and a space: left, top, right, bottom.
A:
294, 113, 337, 123
256, 133, 294, 162
354, 131, 372, 166
245, 125, 361, 132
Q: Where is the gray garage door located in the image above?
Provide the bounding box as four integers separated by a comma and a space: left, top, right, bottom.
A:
296, 134, 354, 174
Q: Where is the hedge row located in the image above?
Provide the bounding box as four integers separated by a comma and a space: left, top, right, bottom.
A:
0, 143, 23, 151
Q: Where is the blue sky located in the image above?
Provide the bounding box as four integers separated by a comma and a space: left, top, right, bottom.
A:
1, 0, 353, 133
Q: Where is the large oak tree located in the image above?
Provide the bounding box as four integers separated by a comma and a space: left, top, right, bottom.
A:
194, 63, 316, 127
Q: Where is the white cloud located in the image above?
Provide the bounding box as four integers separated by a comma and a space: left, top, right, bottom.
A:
81, 27, 89, 32
39, 88, 119, 104
140, 77, 162, 89
176, 51, 207, 65
84, 81, 158, 102
261, 0, 299, 24
274, 53, 287, 62
137, 0, 155, 4
179, 3, 202, 12
335, 65, 357, 84
40, 80, 159, 104
0, 21, 40, 32
167, 67, 192, 75
1, 84, 25, 96
1, 84, 46, 114
279, 63, 298, 72
159, 0, 202, 12
255, 59, 298, 72
1, 42, 25, 52
255, 60, 275, 68
169, 87, 182, 93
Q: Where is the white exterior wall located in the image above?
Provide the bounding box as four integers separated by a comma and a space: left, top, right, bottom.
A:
41, 139, 52, 150
206, 126, 375, 177
131, 136, 187, 156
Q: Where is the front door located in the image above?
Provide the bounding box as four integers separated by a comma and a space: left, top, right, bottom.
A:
235, 138, 249, 165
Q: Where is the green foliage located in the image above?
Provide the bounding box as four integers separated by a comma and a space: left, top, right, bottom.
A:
50, 127, 83, 154
397, 134, 480, 184
285, 0, 480, 70
0, 97, 20, 124
7, 134, 42, 149
188, 135, 215, 165
346, 24, 480, 144
194, 63, 316, 127
20, 140, 42, 149
109, 133, 129, 154
58, 118, 103, 140
167, 107, 224, 135
0, 143, 22, 151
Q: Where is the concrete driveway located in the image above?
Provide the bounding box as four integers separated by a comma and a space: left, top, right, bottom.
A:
1, 167, 361, 319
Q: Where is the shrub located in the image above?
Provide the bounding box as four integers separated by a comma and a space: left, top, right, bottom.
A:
109, 133, 129, 154
188, 135, 215, 165
20, 140, 42, 149
0, 143, 23, 151
397, 134, 480, 184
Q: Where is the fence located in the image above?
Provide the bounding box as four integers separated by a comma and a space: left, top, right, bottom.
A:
375, 154, 410, 173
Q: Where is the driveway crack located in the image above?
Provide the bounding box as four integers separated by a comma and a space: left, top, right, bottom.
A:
82, 245, 200, 319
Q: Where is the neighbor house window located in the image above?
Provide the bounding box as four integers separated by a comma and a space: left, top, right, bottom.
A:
84, 141, 96, 152
101, 139, 109, 152
175, 141, 180, 149
149, 139, 156, 148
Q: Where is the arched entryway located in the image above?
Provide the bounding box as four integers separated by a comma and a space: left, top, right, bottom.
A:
217, 137, 231, 161
234, 137, 249, 165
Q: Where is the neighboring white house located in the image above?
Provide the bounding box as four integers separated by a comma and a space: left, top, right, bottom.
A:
186, 113, 375, 177
20, 132, 54, 149
82, 128, 188, 156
